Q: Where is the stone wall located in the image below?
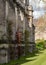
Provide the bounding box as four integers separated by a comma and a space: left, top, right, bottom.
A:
0, 0, 35, 63
0, 0, 6, 40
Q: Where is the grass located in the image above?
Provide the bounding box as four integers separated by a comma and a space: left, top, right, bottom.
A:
21, 49, 46, 65
0, 49, 46, 65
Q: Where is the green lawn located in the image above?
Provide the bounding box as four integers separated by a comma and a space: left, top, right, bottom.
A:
21, 49, 46, 65
0, 49, 46, 65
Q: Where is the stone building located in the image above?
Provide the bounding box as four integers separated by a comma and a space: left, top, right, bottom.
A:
0, 0, 35, 63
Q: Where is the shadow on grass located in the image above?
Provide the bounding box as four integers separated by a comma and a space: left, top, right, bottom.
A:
12, 51, 42, 65
0, 50, 44, 65
16, 58, 37, 65
1, 58, 37, 65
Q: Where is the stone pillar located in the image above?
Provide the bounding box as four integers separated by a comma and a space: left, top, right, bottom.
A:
27, 5, 35, 53
5, 1, 9, 61
27, 5, 33, 42
5, 0, 9, 38
22, 14, 26, 56
15, 7, 21, 58
20, 10, 25, 48
18, 9, 26, 56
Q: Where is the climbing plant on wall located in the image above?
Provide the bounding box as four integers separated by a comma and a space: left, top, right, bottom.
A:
24, 30, 30, 55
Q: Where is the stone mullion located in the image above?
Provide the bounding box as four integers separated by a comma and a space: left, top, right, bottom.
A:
22, 13, 26, 56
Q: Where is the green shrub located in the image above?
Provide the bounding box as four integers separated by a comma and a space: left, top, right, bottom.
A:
36, 39, 45, 50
